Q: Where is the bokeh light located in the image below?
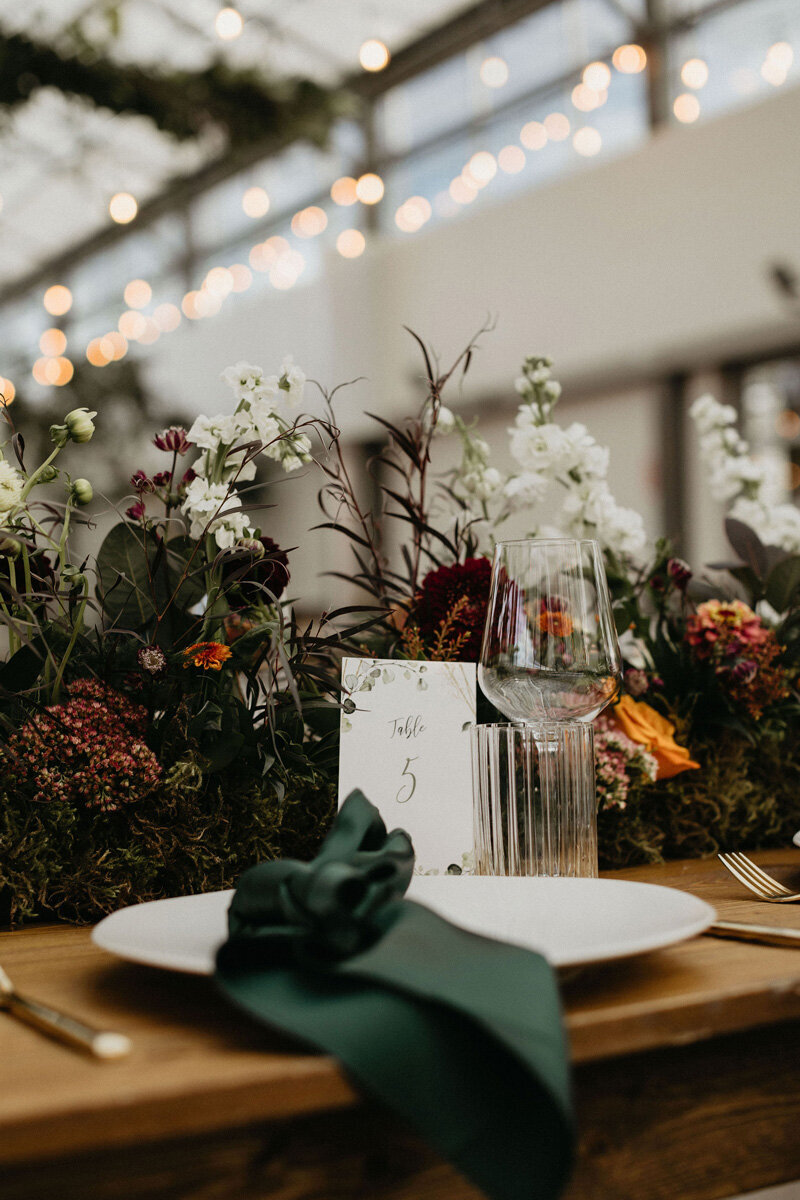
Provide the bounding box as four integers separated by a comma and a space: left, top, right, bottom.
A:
0, 376, 16, 404
359, 39, 390, 71
39, 328, 67, 356
43, 285, 72, 316
673, 93, 701, 123
242, 187, 270, 218
583, 62, 611, 91
498, 145, 525, 173
124, 279, 152, 309
86, 338, 110, 367
109, 192, 138, 224
118, 310, 147, 339
153, 303, 182, 331
573, 126, 602, 157
99, 331, 127, 360
215, 7, 243, 40
228, 264, 252, 292
681, 58, 709, 89
356, 173, 385, 204
520, 121, 547, 150
613, 44, 647, 74
337, 229, 366, 258
291, 206, 328, 238
480, 56, 509, 88
331, 176, 359, 206
544, 112, 570, 141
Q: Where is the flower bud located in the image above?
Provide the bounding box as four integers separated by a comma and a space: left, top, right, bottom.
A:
235, 537, 266, 559
38, 464, 59, 484
61, 564, 87, 589
0, 535, 22, 559
64, 408, 97, 444
70, 478, 93, 506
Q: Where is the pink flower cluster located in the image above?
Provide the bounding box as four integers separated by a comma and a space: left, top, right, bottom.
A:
685, 599, 788, 718
594, 714, 658, 812
6, 679, 161, 811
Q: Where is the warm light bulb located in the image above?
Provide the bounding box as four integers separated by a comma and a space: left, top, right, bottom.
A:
582, 61, 611, 91
480, 56, 509, 88
359, 39, 390, 71
99, 331, 127, 360
215, 7, 243, 40
449, 177, 477, 205
681, 58, 709, 89
205, 266, 234, 297
331, 177, 358, 206
498, 145, 525, 173
0, 376, 15, 404
39, 328, 67, 357
761, 60, 787, 86
242, 187, 270, 218
291, 206, 328, 238
86, 338, 110, 367
613, 44, 647, 74
153, 303, 182, 331
673, 92, 700, 123
137, 319, 160, 345
543, 112, 570, 141
124, 279, 152, 309
467, 151, 497, 184
43, 285, 72, 316
767, 42, 793, 70
520, 121, 547, 150
228, 264, 252, 292
355, 173, 384, 204
118, 310, 147, 340
337, 229, 366, 258
109, 192, 138, 224
52, 357, 74, 386
573, 126, 602, 157
182, 292, 201, 319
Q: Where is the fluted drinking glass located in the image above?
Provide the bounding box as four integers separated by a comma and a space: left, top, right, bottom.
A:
474, 538, 622, 877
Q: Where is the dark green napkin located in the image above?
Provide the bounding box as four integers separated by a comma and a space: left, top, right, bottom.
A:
215, 790, 574, 1200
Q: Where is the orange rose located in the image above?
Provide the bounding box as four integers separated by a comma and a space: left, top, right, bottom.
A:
611, 694, 700, 780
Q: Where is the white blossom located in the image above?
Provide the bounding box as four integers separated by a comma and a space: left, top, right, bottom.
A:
280, 356, 306, 405
509, 421, 572, 474
220, 362, 266, 402
463, 466, 502, 501
210, 509, 254, 550
514, 376, 531, 395
730, 497, 800, 553
688, 394, 737, 435
434, 406, 456, 435
503, 471, 549, 507
0, 460, 24, 513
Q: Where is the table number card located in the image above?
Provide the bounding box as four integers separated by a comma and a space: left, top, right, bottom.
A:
338, 657, 477, 873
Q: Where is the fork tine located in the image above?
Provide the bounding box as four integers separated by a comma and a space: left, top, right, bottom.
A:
728, 852, 794, 897
726, 853, 782, 898
718, 853, 771, 899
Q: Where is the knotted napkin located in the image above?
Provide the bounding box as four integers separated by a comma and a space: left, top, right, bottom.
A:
215, 790, 574, 1200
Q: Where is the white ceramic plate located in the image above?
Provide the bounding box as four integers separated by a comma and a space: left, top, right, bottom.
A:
92, 876, 715, 973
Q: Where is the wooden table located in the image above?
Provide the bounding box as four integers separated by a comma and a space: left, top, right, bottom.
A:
2, 853, 800, 1200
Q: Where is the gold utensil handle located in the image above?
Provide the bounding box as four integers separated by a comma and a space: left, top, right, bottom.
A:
706, 920, 800, 948
6, 992, 132, 1058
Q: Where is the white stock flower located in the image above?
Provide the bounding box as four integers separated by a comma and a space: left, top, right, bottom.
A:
531, 365, 550, 384
463, 466, 502, 501
187, 411, 251, 451
543, 380, 562, 400
689, 394, 737, 435
730, 497, 800, 553
221, 362, 266, 401
225, 452, 257, 482
563, 423, 610, 479
248, 401, 282, 447
0, 460, 24, 513
514, 376, 531, 395
210, 510, 254, 550
504, 471, 549, 507
280, 356, 306, 405
509, 421, 572, 474
708, 456, 765, 502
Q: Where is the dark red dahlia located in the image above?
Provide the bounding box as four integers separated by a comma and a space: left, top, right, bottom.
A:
221, 536, 291, 609
410, 557, 492, 660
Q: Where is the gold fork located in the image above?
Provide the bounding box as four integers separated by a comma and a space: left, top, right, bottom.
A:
0, 962, 132, 1058
718, 852, 800, 903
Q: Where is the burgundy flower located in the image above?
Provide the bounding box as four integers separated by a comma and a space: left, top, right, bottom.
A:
152, 470, 172, 488
131, 470, 155, 493
154, 427, 191, 454
181, 467, 197, 487
410, 558, 492, 660
221, 536, 291, 609
126, 500, 146, 521
668, 558, 692, 591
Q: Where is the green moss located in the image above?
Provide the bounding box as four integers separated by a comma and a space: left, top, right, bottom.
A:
0, 762, 336, 925
599, 729, 800, 870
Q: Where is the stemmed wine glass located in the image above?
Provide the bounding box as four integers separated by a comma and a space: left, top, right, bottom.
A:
472, 538, 622, 877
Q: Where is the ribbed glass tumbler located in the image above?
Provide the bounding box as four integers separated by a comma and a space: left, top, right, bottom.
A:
470, 721, 597, 878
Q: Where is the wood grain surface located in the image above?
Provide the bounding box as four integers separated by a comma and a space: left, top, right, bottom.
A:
2, 850, 800, 1199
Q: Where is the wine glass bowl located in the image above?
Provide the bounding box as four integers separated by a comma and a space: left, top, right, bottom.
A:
478, 538, 621, 724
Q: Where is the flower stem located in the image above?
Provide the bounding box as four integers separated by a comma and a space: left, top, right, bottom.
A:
51, 585, 88, 703
20, 446, 61, 502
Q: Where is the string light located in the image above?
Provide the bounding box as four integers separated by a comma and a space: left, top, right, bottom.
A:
153, 302, 182, 331
242, 187, 270, 218
520, 121, 547, 150
137, 318, 160, 345
204, 266, 234, 297
761, 58, 787, 86
613, 44, 647, 74
118, 310, 147, 339
99, 332, 127, 360
395, 196, 432, 233
52, 357, 74, 386
124, 279, 152, 309
467, 151, 497, 185
86, 338, 110, 367
681, 58, 709, 89
228, 264, 252, 293
573, 126, 602, 157
359, 39, 390, 71
0, 377, 15, 404
39, 328, 67, 356
766, 42, 794, 70
331, 176, 358, 206
215, 7, 243, 40
582, 62, 611, 91
182, 292, 201, 319
543, 112, 570, 141
109, 192, 138, 224
337, 229, 366, 258
291, 206, 328, 238
673, 93, 700, 122
355, 173, 384, 204
498, 145, 525, 173
43, 285, 72, 316
480, 56, 509, 88
449, 176, 477, 205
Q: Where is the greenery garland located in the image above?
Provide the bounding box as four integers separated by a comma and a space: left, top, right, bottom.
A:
0, 30, 349, 149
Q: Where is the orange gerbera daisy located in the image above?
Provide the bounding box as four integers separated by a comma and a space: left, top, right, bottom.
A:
183, 641, 233, 671
537, 609, 574, 638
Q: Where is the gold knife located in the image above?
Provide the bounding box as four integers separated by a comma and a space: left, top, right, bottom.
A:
705, 920, 800, 948
0, 963, 132, 1058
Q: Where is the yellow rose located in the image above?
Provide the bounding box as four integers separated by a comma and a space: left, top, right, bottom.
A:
611, 694, 700, 781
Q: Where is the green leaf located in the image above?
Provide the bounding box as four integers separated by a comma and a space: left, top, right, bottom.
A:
765, 556, 800, 614
95, 522, 161, 630
0, 637, 47, 693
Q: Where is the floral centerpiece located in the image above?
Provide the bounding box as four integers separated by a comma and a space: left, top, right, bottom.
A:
1, 329, 799, 924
